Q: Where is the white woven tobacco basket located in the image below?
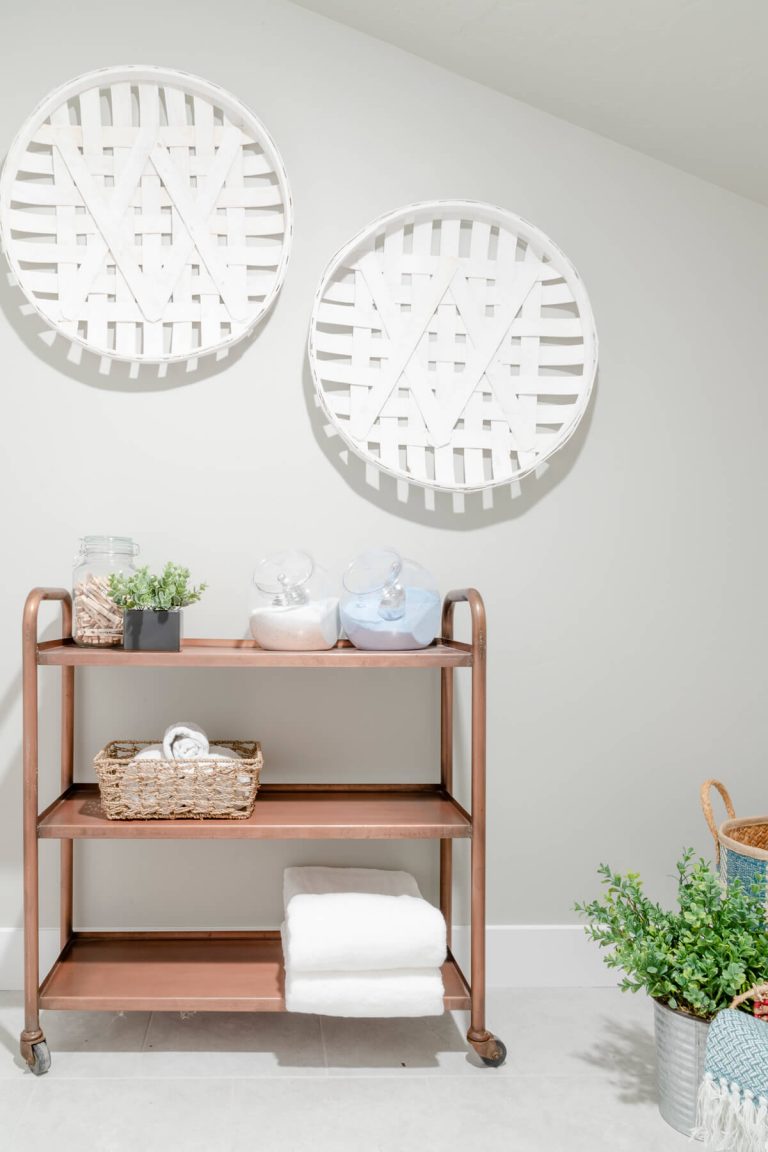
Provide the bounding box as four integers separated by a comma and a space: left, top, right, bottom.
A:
309, 200, 597, 511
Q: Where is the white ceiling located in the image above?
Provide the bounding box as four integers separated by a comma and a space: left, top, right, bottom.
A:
292, 0, 768, 206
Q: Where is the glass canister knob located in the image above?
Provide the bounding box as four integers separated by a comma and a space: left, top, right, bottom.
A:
254, 550, 314, 607
378, 563, 405, 621
343, 548, 406, 621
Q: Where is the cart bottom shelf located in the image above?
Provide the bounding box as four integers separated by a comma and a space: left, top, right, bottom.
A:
39, 932, 471, 1013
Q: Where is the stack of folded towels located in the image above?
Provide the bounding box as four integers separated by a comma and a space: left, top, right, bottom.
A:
282, 866, 447, 1017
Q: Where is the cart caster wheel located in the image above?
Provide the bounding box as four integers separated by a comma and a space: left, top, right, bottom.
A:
28, 1042, 51, 1076
480, 1039, 507, 1067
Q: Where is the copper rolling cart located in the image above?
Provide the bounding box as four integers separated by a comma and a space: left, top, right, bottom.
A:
20, 586, 505, 1074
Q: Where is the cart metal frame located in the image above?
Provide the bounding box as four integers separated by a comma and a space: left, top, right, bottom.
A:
20, 586, 505, 1073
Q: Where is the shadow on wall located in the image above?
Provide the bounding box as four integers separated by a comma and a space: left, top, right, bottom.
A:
0, 614, 65, 880
0, 246, 274, 395
0, 615, 65, 997
0, 670, 24, 880
0, 196, 596, 523
301, 358, 598, 531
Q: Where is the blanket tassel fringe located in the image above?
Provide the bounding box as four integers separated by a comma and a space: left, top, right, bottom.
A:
694, 1073, 768, 1151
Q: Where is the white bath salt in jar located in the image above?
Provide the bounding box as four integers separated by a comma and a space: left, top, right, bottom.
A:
340, 549, 441, 651
249, 550, 340, 651
72, 536, 139, 647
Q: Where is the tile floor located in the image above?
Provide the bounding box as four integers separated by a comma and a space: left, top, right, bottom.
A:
0, 988, 689, 1151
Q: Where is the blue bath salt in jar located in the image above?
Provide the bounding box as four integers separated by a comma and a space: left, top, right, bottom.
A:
340, 548, 441, 651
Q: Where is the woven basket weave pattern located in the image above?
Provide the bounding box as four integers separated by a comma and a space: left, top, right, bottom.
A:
94, 740, 262, 820
309, 200, 597, 494
0, 67, 292, 366
721, 846, 768, 906
727, 822, 768, 852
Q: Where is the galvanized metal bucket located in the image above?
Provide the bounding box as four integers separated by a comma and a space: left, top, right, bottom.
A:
654, 999, 709, 1135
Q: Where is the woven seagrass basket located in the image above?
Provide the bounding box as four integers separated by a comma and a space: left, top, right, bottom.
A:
94, 740, 262, 820
701, 779, 768, 910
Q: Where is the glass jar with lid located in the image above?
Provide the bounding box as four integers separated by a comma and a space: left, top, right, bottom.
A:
340, 548, 441, 651
72, 536, 139, 647
249, 550, 340, 651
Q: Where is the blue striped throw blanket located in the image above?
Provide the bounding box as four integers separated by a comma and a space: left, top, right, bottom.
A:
696, 1007, 768, 1150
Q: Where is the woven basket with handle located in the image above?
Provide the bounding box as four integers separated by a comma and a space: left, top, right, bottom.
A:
94, 740, 262, 820
701, 779, 768, 911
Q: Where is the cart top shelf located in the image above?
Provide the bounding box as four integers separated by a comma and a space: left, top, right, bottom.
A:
35, 637, 474, 669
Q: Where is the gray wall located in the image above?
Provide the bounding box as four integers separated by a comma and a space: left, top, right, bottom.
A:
1, 0, 766, 954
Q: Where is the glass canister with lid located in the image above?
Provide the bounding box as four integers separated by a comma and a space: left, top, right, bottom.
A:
340, 548, 441, 651
249, 550, 340, 651
72, 536, 139, 647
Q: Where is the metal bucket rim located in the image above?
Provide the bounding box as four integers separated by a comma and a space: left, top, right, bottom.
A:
653, 998, 712, 1026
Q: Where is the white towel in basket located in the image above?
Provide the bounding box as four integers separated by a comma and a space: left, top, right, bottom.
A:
162, 722, 210, 760
134, 744, 241, 762
283, 966, 445, 1017
126, 741, 247, 810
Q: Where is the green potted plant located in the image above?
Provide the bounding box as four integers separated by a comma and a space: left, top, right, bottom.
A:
576, 849, 768, 1135
108, 562, 206, 652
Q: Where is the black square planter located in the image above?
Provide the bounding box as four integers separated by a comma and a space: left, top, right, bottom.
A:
123, 609, 182, 652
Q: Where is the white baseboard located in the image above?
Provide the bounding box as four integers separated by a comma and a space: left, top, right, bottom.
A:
451, 925, 615, 988
0, 925, 614, 992
0, 928, 62, 992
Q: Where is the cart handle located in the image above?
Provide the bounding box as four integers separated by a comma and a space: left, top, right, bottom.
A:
23, 587, 73, 648
700, 779, 736, 866
441, 589, 486, 651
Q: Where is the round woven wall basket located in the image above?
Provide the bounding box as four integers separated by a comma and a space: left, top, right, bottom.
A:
308, 200, 598, 500
701, 779, 768, 909
0, 65, 292, 371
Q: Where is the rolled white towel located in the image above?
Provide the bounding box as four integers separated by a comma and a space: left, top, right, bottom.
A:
162, 722, 209, 760
283, 965, 445, 1018
134, 744, 241, 762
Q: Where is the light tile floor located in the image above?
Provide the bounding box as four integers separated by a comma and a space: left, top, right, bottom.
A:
0, 988, 690, 1151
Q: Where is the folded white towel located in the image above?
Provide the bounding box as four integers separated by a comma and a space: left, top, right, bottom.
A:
283, 966, 445, 1017
282, 867, 446, 973
284, 892, 446, 973
162, 722, 210, 760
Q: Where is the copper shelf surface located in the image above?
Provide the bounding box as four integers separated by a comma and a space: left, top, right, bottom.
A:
38, 784, 472, 840
39, 933, 471, 1012
36, 638, 473, 669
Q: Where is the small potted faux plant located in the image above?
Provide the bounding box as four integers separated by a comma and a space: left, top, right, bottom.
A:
576, 849, 768, 1135
108, 562, 206, 652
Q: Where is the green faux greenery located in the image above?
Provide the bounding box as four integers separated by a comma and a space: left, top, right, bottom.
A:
108, 563, 207, 612
575, 849, 768, 1020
